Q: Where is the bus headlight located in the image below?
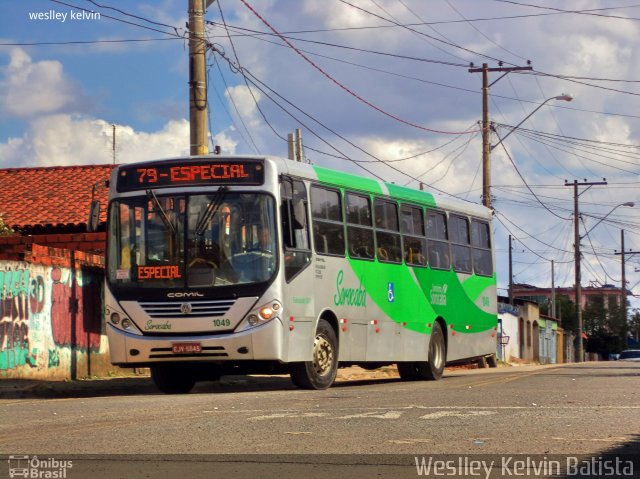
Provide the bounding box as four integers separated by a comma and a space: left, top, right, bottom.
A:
121, 318, 133, 330
259, 306, 275, 320
242, 301, 282, 330
110, 312, 121, 325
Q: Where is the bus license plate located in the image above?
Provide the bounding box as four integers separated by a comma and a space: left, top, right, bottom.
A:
172, 342, 202, 354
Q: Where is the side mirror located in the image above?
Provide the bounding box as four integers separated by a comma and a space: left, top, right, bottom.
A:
88, 200, 100, 232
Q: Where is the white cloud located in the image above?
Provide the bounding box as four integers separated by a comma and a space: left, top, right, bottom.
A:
0, 114, 237, 167
0, 48, 89, 118
224, 85, 262, 127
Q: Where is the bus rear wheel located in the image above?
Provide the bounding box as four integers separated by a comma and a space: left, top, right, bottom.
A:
151, 364, 196, 394
397, 322, 446, 381
290, 319, 338, 390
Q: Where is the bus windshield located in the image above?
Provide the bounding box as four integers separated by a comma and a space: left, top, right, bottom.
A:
107, 192, 277, 289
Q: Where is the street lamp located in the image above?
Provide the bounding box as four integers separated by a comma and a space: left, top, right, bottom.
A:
581, 202, 635, 238
482, 94, 573, 210
491, 93, 574, 152
575, 201, 634, 362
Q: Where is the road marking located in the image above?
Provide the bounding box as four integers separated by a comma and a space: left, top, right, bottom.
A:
452, 369, 549, 389
419, 410, 497, 419
387, 439, 432, 444
335, 410, 404, 419
248, 412, 329, 421
551, 436, 631, 442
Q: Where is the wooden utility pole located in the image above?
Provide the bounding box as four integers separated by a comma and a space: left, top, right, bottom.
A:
189, 0, 208, 155
481, 64, 490, 209
468, 63, 532, 209
565, 179, 608, 362
551, 260, 556, 319
508, 235, 513, 304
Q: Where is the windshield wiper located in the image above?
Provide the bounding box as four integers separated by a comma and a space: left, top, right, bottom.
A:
195, 186, 227, 236
147, 190, 178, 256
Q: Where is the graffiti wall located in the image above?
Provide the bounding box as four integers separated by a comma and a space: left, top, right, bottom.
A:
0, 260, 112, 380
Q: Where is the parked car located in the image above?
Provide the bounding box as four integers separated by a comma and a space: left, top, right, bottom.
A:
618, 350, 640, 361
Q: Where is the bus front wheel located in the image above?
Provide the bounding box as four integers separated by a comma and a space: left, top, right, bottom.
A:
151, 364, 196, 394
397, 322, 446, 381
290, 319, 338, 390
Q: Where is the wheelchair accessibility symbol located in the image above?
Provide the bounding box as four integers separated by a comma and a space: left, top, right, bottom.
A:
387, 282, 395, 302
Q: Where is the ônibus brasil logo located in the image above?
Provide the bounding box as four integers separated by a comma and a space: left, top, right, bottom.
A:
7, 455, 73, 478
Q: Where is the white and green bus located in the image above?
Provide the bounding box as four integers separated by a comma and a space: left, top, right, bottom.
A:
99, 155, 497, 393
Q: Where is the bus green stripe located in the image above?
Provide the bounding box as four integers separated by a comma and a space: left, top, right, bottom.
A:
313, 166, 383, 194
462, 273, 496, 302
385, 183, 436, 207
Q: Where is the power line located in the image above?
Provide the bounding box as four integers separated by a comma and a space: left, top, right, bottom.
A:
237, 0, 483, 136
337, 0, 514, 66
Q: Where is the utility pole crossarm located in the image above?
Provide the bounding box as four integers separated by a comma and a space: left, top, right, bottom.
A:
468, 63, 533, 209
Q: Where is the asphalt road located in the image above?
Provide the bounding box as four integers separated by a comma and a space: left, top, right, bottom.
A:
1, 362, 639, 478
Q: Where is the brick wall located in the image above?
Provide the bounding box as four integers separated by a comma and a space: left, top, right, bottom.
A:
0, 232, 106, 261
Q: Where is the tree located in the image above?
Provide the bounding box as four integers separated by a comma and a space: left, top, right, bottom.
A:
629, 310, 640, 344
583, 294, 627, 355
540, 294, 577, 331
0, 214, 14, 236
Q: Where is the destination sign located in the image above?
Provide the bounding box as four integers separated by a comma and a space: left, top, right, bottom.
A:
117, 159, 264, 191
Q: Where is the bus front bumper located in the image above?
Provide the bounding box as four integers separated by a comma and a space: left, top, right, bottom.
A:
107, 318, 284, 365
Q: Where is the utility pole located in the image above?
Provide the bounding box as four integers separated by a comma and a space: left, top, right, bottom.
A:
551, 260, 556, 319
621, 230, 625, 322
468, 63, 533, 209
615, 230, 640, 334
565, 178, 607, 362
112, 124, 116, 164
508, 235, 513, 304
189, 0, 208, 155
287, 129, 304, 162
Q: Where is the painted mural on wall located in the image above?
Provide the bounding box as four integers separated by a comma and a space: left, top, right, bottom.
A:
0, 260, 105, 379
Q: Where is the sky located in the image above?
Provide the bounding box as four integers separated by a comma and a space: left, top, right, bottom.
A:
1, 0, 640, 312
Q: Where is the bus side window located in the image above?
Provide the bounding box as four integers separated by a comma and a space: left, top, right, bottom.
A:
281, 177, 312, 281
310, 185, 345, 257
471, 219, 493, 276
345, 192, 374, 260
426, 210, 450, 270
450, 214, 472, 273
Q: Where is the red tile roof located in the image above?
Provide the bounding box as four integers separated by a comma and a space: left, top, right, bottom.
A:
0, 164, 114, 230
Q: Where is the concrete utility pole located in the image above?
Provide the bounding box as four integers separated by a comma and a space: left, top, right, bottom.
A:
287, 129, 304, 162
615, 230, 640, 331
565, 179, 608, 362
189, 0, 208, 155
468, 63, 532, 209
